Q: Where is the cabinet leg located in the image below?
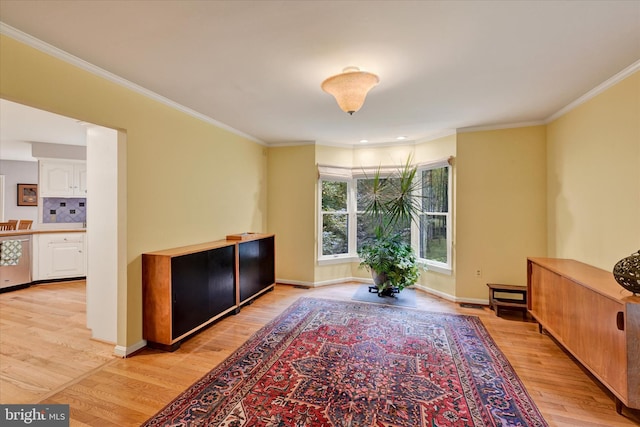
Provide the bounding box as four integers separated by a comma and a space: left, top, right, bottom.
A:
615, 397, 623, 414
538, 323, 543, 334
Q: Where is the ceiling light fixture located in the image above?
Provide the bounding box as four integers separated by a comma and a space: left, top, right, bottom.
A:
321, 67, 379, 115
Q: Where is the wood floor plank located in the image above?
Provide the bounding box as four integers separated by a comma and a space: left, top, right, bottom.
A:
1, 280, 639, 426
0, 281, 115, 404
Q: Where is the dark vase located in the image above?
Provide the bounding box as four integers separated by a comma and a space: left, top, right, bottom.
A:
613, 249, 640, 296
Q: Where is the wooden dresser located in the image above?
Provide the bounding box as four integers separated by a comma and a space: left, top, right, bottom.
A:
527, 257, 640, 413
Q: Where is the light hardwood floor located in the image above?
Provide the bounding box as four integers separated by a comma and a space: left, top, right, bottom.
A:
1, 280, 639, 426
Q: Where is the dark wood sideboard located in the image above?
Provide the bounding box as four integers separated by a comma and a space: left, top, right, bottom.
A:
527, 257, 640, 413
142, 233, 275, 351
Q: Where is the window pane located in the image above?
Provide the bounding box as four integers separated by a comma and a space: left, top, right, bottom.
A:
356, 213, 375, 251
356, 179, 374, 210
389, 217, 411, 244
322, 181, 347, 212
357, 178, 379, 250
357, 213, 410, 251
322, 213, 348, 255
422, 168, 448, 213
356, 177, 398, 210
357, 176, 411, 251
420, 215, 447, 262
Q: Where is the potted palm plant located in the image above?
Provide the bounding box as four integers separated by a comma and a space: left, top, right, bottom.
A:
358, 157, 424, 296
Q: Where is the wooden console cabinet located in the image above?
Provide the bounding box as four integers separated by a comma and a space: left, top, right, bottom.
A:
143, 233, 275, 350
527, 257, 640, 413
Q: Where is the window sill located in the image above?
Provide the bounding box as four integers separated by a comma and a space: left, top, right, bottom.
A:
421, 262, 452, 276
318, 255, 360, 266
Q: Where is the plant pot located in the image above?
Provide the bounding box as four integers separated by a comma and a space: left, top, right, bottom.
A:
372, 271, 388, 288
372, 271, 400, 297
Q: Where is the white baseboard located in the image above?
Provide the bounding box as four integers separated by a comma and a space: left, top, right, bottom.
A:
114, 340, 147, 358
276, 278, 314, 287
412, 283, 489, 306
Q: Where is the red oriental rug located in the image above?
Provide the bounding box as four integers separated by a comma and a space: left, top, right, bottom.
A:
143, 297, 548, 427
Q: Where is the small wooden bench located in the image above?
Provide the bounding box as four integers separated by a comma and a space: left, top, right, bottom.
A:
486, 283, 528, 319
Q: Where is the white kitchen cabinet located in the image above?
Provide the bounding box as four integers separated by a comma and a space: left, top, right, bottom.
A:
40, 160, 87, 197
34, 232, 86, 280
76, 165, 87, 195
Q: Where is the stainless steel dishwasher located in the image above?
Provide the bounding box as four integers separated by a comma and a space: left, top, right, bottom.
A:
0, 235, 32, 290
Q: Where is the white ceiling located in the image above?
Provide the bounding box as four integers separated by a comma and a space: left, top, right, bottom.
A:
0, 99, 87, 161
0, 1, 639, 147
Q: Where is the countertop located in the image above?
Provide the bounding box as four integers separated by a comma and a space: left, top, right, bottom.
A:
0, 228, 86, 237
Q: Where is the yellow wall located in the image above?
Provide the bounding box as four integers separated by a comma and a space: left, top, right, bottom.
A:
456, 126, 547, 300
351, 145, 416, 167
547, 71, 640, 270
316, 145, 353, 168
267, 145, 316, 284
0, 35, 267, 347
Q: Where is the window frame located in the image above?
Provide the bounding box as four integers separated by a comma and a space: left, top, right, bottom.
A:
415, 162, 452, 274
318, 177, 358, 263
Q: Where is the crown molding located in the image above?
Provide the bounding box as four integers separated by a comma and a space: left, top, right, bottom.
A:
458, 120, 545, 134
0, 22, 264, 145
454, 60, 640, 134
316, 130, 458, 149
415, 129, 457, 143
544, 59, 640, 124
267, 140, 317, 148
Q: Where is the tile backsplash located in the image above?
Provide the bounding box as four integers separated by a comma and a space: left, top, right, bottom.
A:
43, 198, 87, 223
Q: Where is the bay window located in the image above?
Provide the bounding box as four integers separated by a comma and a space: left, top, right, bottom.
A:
318, 159, 452, 273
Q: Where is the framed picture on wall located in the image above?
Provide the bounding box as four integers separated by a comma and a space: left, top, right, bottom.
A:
17, 183, 38, 206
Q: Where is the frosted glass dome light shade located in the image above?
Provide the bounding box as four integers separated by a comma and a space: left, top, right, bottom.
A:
321, 67, 379, 115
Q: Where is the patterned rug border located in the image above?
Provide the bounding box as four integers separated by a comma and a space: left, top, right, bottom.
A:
143, 296, 548, 426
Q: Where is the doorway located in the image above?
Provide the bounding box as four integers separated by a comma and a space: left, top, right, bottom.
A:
0, 100, 124, 347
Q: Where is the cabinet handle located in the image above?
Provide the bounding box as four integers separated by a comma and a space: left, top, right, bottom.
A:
616, 311, 625, 331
